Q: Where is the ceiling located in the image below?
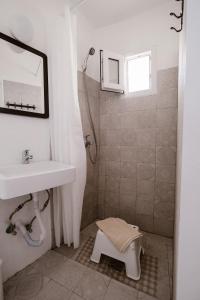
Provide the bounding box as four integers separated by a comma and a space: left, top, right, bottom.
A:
79, 0, 171, 28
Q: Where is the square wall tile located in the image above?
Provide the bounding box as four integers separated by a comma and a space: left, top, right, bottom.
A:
157, 88, 178, 109
156, 128, 177, 147
120, 161, 137, 178
154, 218, 174, 238
156, 146, 176, 165
137, 147, 155, 164
158, 67, 178, 92
155, 181, 175, 202
120, 129, 137, 146
120, 146, 137, 162
136, 129, 156, 147
120, 112, 136, 129
156, 164, 176, 183
100, 146, 120, 162
105, 191, 120, 217
136, 195, 154, 216
120, 178, 137, 195
156, 108, 177, 129
135, 214, 154, 232
137, 164, 155, 181
106, 162, 121, 178
137, 180, 155, 198
135, 110, 156, 129
105, 177, 120, 193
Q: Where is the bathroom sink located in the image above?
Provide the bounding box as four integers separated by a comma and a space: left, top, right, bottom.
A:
0, 161, 76, 200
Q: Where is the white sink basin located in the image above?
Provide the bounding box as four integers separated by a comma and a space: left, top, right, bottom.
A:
0, 161, 76, 200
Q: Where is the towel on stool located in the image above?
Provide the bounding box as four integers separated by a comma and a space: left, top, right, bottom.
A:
96, 218, 143, 253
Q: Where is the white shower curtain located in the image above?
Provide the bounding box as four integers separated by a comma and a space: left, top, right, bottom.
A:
48, 6, 86, 248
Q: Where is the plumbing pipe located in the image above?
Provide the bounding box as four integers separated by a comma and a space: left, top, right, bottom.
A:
0, 259, 3, 300
15, 193, 46, 247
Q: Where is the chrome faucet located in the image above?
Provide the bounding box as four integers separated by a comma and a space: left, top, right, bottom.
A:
22, 149, 33, 164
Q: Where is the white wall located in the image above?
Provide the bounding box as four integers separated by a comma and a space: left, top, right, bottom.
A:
77, 1, 180, 82
0, 0, 63, 281
174, 0, 200, 299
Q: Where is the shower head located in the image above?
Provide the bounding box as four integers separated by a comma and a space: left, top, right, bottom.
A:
89, 47, 95, 56
82, 47, 95, 72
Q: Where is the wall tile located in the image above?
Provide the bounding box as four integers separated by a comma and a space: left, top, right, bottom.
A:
100, 130, 121, 146
156, 164, 176, 183
136, 129, 156, 146
157, 88, 178, 109
106, 161, 121, 178
154, 200, 174, 221
120, 193, 136, 207
137, 147, 155, 164
154, 218, 174, 237
78, 72, 100, 229
98, 190, 105, 220
120, 178, 137, 195
156, 146, 176, 165
156, 108, 177, 129
155, 182, 175, 202
135, 214, 154, 232
100, 114, 121, 130
120, 161, 137, 178
105, 191, 120, 217
137, 180, 155, 198
100, 146, 120, 162
97, 68, 178, 237
105, 177, 120, 193
120, 129, 137, 146
158, 67, 178, 92
120, 112, 136, 129
136, 195, 154, 215
137, 164, 155, 181
98, 176, 106, 190
120, 146, 137, 162
120, 194, 136, 224
135, 110, 156, 129
133, 95, 157, 111
156, 128, 177, 147
99, 161, 106, 176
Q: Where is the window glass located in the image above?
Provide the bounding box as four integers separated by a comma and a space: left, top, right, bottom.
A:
127, 53, 151, 93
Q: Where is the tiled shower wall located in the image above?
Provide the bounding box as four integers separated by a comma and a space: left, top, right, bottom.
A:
78, 71, 100, 228
98, 67, 178, 237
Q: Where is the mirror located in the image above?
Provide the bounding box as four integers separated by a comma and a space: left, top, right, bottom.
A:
0, 32, 49, 118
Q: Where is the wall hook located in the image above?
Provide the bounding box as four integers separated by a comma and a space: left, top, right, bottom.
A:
170, 0, 184, 33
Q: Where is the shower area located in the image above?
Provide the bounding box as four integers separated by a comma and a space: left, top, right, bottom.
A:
76, 1, 178, 298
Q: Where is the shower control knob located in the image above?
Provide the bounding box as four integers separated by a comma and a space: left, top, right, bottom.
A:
85, 135, 92, 148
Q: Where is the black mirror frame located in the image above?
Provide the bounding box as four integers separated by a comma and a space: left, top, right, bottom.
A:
0, 32, 49, 118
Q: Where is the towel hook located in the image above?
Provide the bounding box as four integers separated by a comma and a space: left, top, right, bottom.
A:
170, 0, 184, 33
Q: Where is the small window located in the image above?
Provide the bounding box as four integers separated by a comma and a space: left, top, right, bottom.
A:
126, 51, 153, 95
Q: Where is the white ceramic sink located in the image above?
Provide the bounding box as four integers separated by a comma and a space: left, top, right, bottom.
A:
0, 161, 76, 200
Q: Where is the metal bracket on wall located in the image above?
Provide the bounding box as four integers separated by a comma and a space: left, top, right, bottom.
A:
170, 0, 184, 33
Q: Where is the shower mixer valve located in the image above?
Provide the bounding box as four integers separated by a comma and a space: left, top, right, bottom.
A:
85, 134, 93, 148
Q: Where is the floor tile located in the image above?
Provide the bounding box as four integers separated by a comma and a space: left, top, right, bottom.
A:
104, 280, 138, 300
31, 250, 67, 277
34, 280, 71, 300
69, 293, 84, 300
74, 268, 110, 300
54, 244, 79, 259
138, 291, 157, 300
48, 260, 86, 290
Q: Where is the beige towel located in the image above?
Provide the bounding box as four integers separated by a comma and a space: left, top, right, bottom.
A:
96, 218, 143, 253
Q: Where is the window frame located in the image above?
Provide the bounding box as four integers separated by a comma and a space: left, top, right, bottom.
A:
125, 49, 157, 97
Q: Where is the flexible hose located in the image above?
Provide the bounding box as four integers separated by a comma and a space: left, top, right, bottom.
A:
15, 192, 47, 247
82, 71, 98, 164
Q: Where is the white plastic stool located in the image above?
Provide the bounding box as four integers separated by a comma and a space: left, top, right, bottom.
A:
90, 225, 143, 280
